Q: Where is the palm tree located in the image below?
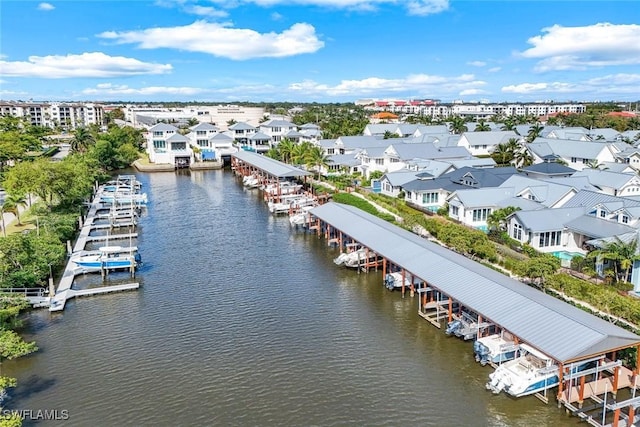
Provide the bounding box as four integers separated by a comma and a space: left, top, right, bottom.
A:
187, 118, 199, 127
500, 118, 516, 131
487, 206, 521, 232
277, 138, 295, 164
588, 237, 640, 283
71, 127, 95, 153
305, 146, 330, 179
3, 194, 27, 226
291, 141, 311, 165
491, 143, 513, 166
448, 116, 468, 135
474, 119, 491, 132
525, 123, 544, 143
585, 159, 608, 170
513, 148, 534, 168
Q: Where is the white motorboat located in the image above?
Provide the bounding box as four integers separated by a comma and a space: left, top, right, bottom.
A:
474, 333, 519, 366
72, 246, 141, 271
383, 272, 421, 291
486, 343, 562, 397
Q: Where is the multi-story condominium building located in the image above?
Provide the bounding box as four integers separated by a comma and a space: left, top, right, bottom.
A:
0, 101, 104, 129
124, 104, 266, 130
363, 100, 586, 119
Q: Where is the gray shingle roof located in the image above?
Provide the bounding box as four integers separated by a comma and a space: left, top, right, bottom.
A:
309, 202, 640, 363
232, 151, 311, 177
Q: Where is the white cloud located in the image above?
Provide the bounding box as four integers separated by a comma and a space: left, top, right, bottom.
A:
98, 21, 324, 60
289, 73, 485, 97
501, 73, 640, 95
488, 67, 501, 73
37, 2, 55, 11
175, 0, 449, 16
459, 88, 488, 96
0, 52, 172, 78
519, 23, 640, 72
183, 5, 229, 18
82, 84, 205, 96
271, 12, 284, 20
467, 61, 486, 67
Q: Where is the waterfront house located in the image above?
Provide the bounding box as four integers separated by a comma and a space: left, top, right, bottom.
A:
228, 122, 257, 147
147, 123, 193, 167
403, 166, 517, 213
259, 118, 298, 144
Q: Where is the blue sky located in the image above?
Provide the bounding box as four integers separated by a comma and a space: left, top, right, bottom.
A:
1, 0, 639, 103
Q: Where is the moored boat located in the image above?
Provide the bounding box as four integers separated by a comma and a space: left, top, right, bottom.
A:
485, 343, 562, 397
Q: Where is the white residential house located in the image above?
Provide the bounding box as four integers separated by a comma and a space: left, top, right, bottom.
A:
527, 138, 619, 171
447, 187, 516, 231
456, 131, 520, 156
379, 170, 422, 197
299, 123, 322, 143
258, 119, 298, 144
228, 122, 257, 148
571, 169, 640, 196
403, 166, 517, 212
506, 207, 588, 263
246, 132, 272, 153
147, 123, 193, 167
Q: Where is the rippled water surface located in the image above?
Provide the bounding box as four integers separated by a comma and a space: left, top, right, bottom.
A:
6, 170, 579, 426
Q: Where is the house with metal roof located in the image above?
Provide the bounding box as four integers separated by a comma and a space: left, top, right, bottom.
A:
309, 202, 640, 367
362, 123, 398, 136
146, 123, 194, 167
526, 138, 619, 171
227, 121, 257, 146
379, 170, 422, 197
359, 142, 472, 178
456, 130, 520, 156
245, 132, 272, 153
521, 162, 576, 179
571, 169, 640, 196
326, 153, 361, 175
544, 127, 591, 141
447, 174, 584, 231
405, 167, 517, 213
258, 118, 298, 144
589, 128, 622, 141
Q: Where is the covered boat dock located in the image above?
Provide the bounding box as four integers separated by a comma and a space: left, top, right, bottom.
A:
309, 202, 640, 426
231, 151, 312, 202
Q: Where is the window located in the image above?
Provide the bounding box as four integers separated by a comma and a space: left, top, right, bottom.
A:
622, 215, 629, 224
512, 223, 522, 241
375, 159, 384, 165
571, 157, 577, 163
390, 158, 400, 163
171, 142, 186, 151
451, 206, 459, 216
422, 192, 439, 204
599, 210, 606, 218
197, 139, 209, 147
153, 140, 165, 149
582, 158, 589, 164
472, 208, 491, 222
196, 131, 206, 136
327, 148, 335, 155
383, 182, 392, 192
539, 231, 561, 247
153, 131, 164, 137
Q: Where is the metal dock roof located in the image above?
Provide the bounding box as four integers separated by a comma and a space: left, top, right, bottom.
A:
310, 202, 640, 364
232, 151, 311, 178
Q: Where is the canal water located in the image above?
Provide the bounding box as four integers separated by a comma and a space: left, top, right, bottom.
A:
6, 170, 578, 426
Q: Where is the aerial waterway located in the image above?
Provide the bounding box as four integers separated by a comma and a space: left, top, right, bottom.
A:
6, 169, 578, 426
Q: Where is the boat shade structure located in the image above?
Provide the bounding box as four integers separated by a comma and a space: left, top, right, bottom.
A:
232, 151, 312, 178
310, 202, 640, 364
